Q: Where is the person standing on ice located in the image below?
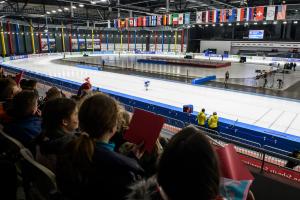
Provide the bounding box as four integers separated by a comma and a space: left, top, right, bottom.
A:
224, 71, 229, 88
144, 80, 150, 91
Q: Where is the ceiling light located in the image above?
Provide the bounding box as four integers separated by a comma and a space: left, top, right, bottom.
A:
283, 21, 287, 24
263, 21, 267, 25
79, 4, 84, 7
91, 1, 96, 4
205, 24, 208, 27
220, 23, 223, 26
294, 21, 298, 24
64, 7, 69, 11
0, 1, 5, 4
72, 6, 76, 9
228, 23, 232, 26
273, 21, 277, 24
52, 10, 56, 13
253, 22, 258, 25
212, 24, 215, 27
46, 11, 51, 14
236, 22, 240, 26
101, 0, 107, 2
58, 9, 62, 12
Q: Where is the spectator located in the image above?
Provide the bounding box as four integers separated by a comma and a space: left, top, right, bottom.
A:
77, 78, 92, 99
110, 107, 131, 152
0, 78, 21, 124
0, 67, 4, 78
0, 78, 21, 102
20, 79, 38, 91
3, 90, 41, 149
127, 125, 220, 200
57, 93, 144, 200
224, 71, 229, 88
208, 112, 219, 132
39, 98, 79, 153
39, 87, 64, 111
36, 98, 79, 171
197, 108, 206, 127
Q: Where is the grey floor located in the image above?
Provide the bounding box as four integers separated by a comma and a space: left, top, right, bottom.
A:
60, 55, 300, 100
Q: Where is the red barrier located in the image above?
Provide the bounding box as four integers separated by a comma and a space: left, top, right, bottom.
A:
239, 154, 300, 183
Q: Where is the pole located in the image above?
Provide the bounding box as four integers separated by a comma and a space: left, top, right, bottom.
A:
7, 21, 14, 55
0, 22, 6, 57
162, 31, 164, 52
174, 30, 178, 52
30, 20, 35, 54
61, 23, 65, 52
15, 24, 20, 55
92, 29, 94, 52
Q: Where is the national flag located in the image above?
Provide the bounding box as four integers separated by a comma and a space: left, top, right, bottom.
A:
148, 16, 152, 26
222, 9, 227, 22
114, 19, 118, 28
157, 15, 162, 26
215, 10, 220, 23
237, 8, 245, 22
185, 12, 190, 24
146, 16, 150, 26
163, 15, 167, 26
134, 17, 137, 27
266, 6, 276, 20
143, 16, 147, 26
125, 18, 129, 28
173, 13, 179, 25
277, 5, 287, 20
178, 13, 184, 24
152, 16, 157, 26
246, 7, 254, 21
196, 11, 202, 24
205, 11, 209, 23
212, 10, 217, 23
228, 9, 236, 22
255, 6, 264, 21
120, 19, 125, 28
129, 18, 134, 27
168, 14, 173, 25
137, 17, 142, 27
118, 19, 121, 28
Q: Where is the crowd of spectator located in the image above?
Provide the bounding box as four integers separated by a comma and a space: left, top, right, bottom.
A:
3, 66, 295, 200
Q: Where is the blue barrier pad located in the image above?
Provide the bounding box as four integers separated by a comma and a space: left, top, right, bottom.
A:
75, 64, 101, 71
192, 75, 216, 85
137, 59, 167, 64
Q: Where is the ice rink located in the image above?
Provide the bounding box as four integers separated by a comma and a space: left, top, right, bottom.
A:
5, 54, 300, 138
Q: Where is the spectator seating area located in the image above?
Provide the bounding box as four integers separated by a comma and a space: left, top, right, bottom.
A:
0, 68, 299, 200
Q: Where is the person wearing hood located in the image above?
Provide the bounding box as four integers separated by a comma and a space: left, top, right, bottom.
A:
208, 112, 219, 132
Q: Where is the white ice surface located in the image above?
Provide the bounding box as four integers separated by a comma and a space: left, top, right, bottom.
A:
6, 55, 300, 138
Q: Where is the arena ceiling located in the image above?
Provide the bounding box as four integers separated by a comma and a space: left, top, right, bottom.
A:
1, 0, 300, 25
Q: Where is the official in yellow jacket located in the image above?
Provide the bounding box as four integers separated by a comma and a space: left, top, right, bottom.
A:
197, 108, 206, 126
208, 112, 219, 131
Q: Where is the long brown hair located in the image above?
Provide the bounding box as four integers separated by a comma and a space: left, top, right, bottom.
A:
69, 93, 119, 163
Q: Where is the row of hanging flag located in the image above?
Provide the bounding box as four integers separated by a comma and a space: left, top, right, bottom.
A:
113, 5, 287, 29
196, 5, 287, 23
114, 13, 191, 28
